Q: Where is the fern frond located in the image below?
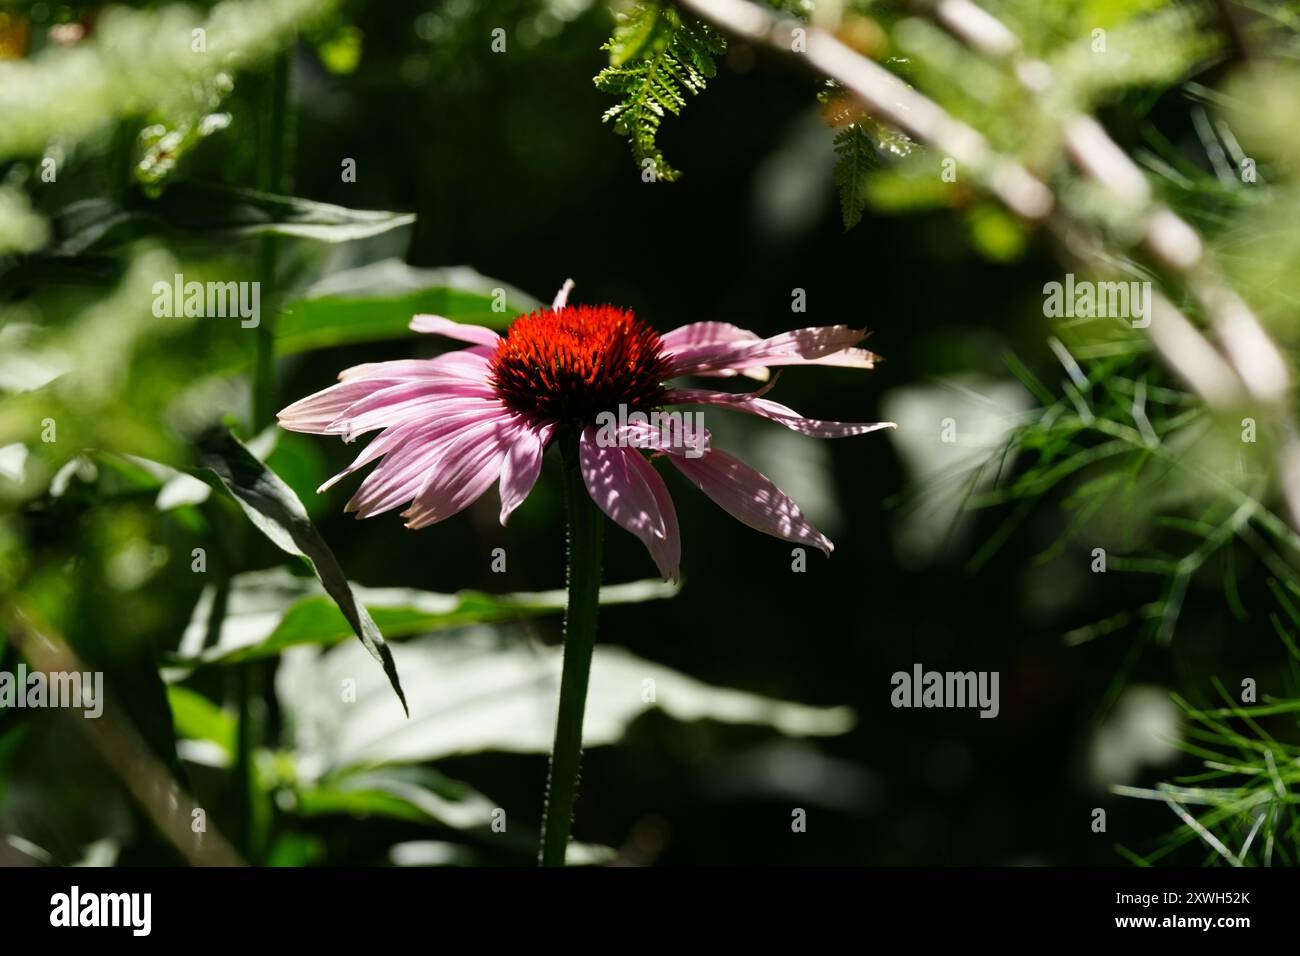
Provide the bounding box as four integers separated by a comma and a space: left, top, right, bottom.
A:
833, 124, 877, 230
831, 117, 914, 229
594, 1, 726, 182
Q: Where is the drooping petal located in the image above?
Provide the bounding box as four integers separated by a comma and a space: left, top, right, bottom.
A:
317, 418, 438, 494
345, 410, 511, 519
665, 325, 878, 378
318, 403, 513, 494
408, 314, 502, 347
663, 387, 896, 439
343, 438, 449, 519
401, 414, 525, 529
579, 426, 680, 581
669, 448, 833, 555
498, 421, 553, 525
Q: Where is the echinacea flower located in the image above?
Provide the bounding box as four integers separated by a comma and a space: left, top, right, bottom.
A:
278, 280, 894, 580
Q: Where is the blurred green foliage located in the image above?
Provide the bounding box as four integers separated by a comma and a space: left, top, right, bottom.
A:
2, 0, 1300, 867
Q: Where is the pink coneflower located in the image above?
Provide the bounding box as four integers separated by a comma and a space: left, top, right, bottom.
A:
280, 278, 893, 866
278, 280, 893, 580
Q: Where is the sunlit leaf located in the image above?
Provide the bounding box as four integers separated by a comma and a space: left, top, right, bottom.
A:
171, 566, 680, 665
295, 765, 499, 831
274, 260, 540, 355
192, 426, 408, 713
276, 629, 856, 771
49, 183, 415, 257
167, 685, 236, 757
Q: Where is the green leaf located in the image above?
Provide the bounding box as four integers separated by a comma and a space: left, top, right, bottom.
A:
294, 765, 617, 864
295, 765, 500, 831
171, 566, 680, 665
265, 833, 327, 867
167, 686, 237, 757
152, 183, 415, 242
277, 629, 855, 771
833, 124, 878, 230
829, 114, 915, 228
275, 260, 541, 355
191, 427, 408, 714
607, 0, 665, 66
49, 183, 414, 257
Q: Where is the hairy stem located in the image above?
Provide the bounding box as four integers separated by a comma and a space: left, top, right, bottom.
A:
539, 435, 605, 866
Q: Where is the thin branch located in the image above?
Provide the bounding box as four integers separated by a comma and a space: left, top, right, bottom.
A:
5, 609, 244, 867
678, 0, 1053, 219
677, 0, 1300, 529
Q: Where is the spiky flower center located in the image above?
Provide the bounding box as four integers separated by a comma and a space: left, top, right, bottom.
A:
489, 304, 671, 422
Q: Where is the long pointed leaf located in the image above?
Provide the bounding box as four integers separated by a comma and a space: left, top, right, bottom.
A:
193, 426, 407, 714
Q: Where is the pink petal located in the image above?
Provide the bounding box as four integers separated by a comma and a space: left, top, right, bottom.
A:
598, 416, 710, 457
668, 448, 833, 555
579, 426, 681, 581
665, 325, 877, 378
277, 377, 404, 434
660, 320, 760, 351
317, 418, 438, 494
319, 403, 512, 494
337, 347, 494, 383
344, 440, 448, 519
659, 322, 768, 380
324, 384, 500, 440
408, 315, 502, 347
401, 415, 524, 529
782, 347, 879, 370
663, 387, 896, 439
552, 279, 574, 310
345, 410, 510, 518
498, 422, 553, 525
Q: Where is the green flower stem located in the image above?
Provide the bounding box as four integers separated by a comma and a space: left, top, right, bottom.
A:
539, 434, 605, 866
252, 45, 294, 432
